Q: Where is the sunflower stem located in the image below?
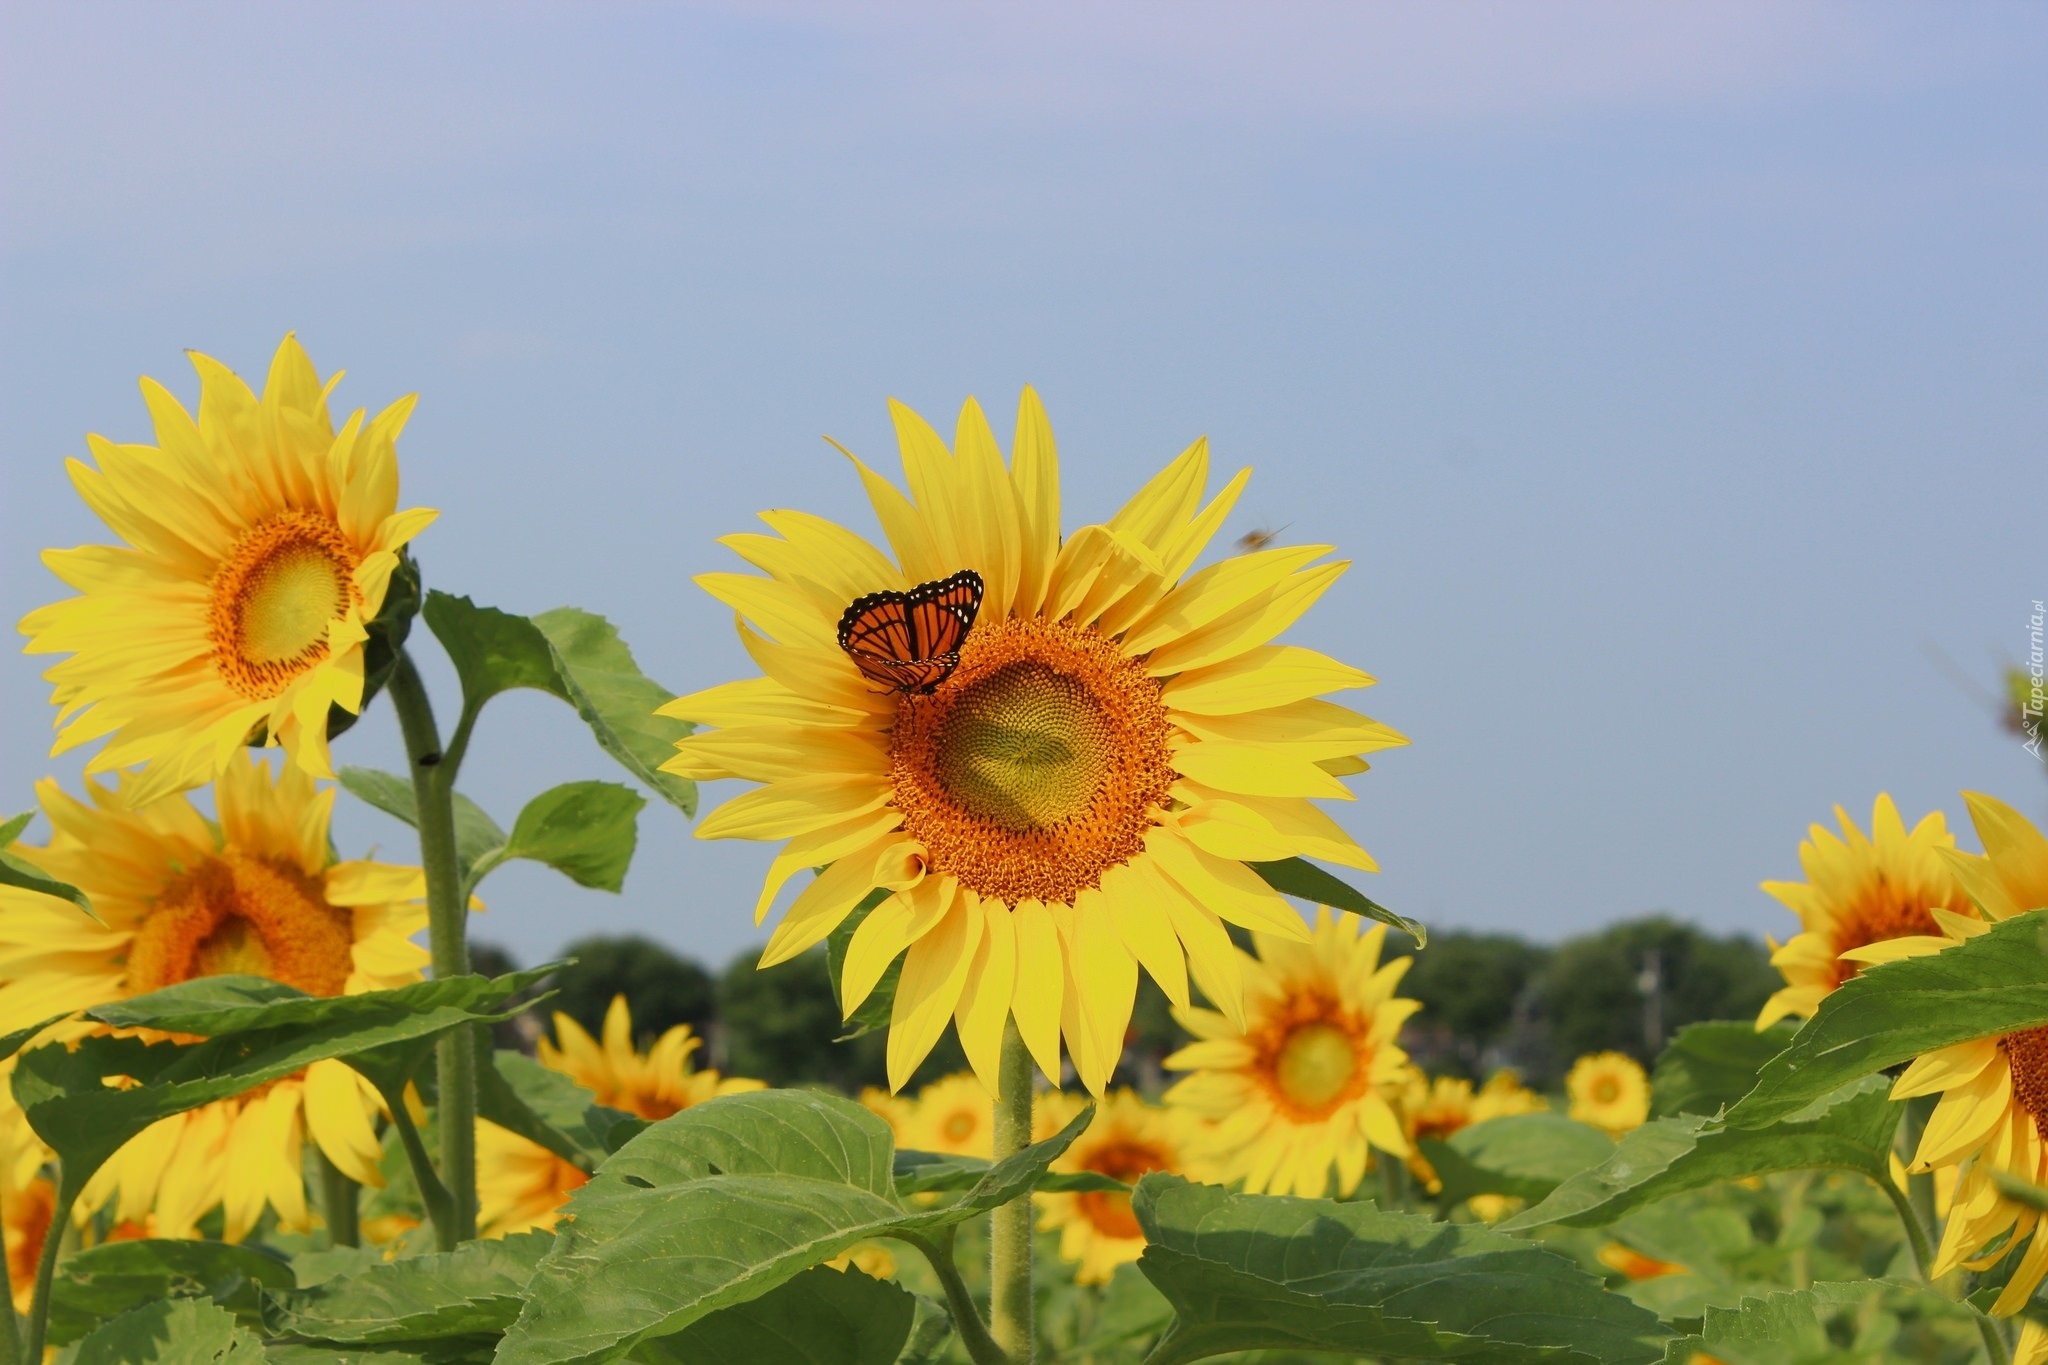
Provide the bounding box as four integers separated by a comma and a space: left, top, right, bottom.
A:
901, 1229, 1008, 1365
989, 1020, 1036, 1363
386, 651, 478, 1246
317, 1147, 361, 1249
22, 1176, 78, 1365
1880, 1173, 1936, 1281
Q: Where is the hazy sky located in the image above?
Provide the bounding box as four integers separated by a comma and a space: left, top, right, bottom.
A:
3, 3, 2043, 973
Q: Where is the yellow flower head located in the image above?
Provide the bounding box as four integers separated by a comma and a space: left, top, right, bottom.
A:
908, 1072, 998, 1158
0, 751, 433, 1240
1399, 1069, 1546, 1191
859, 1086, 917, 1147
1853, 792, 2048, 1322
538, 995, 764, 1122
477, 998, 765, 1238
1756, 794, 1977, 1029
660, 391, 1402, 1096
1164, 910, 1418, 1199
1036, 1089, 1187, 1284
1566, 1052, 1649, 1137
20, 336, 436, 804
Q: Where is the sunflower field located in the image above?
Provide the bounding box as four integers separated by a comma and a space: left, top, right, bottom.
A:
2, 335, 2045, 1365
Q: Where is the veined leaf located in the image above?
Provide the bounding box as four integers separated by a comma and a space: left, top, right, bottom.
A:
1247, 857, 1423, 945
1133, 1174, 1668, 1365
335, 767, 507, 882
0, 808, 96, 918
1726, 911, 2048, 1129
631, 1267, 917, 1365
468, 780, 643, 892
1502, 1076, 1899, 1231
1652, 1019, 1797, 1119
1420, 1111, 1614, 1206
46, 1239, 294, 1347
72, 1297, 266, 1364
825, 888, 898, 1038
261, 1231, 548, 1345
1656, 1280, 1940, 1365
498, 1091, 1089, 1365
423, 595, 696, 814
476, 1049, 633, 1172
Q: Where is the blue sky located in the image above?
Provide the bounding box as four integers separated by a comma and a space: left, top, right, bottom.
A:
3, 2, 2043, 972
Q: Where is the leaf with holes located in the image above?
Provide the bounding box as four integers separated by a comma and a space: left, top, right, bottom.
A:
71, 1297, 267, 1364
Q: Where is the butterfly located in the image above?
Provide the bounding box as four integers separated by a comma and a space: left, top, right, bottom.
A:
836, 569, 984, 695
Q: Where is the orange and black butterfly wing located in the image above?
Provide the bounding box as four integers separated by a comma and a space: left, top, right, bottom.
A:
836, 570, 983, 694
905, 569, 983, 661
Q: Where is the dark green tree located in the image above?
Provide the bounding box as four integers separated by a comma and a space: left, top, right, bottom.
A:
1531, 916, 1776, 1066
717, 946, 965, 1091
549, 934, 718, 1045
1393, 932, 1552, 1077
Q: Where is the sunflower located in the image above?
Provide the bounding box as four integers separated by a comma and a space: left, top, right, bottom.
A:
1036, 1089, 1187, 1284
1566, 1053, 1649, 1137
476, 1000, 763, 1238
859, 1086, 917, 1146
0, 751, 432, 1239
537, 995, 764, 1121
19, 335, 436, 804
1843, 793, 2048, 1332
1597, 1242, 1684, 1280
907, 1072, 998, 1158
1756, 794, 1977, 1029
657, 391, 1402, 1095
1399, 1069, 1547, 1191
1163, 910, 1417, 1198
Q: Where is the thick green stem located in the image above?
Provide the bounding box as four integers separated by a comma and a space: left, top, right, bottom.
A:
1881, 1176, 1936, 1280
385, 652, 477, 1246
386, 1089, 457, 1239
1779, 1171, 1812, 1290
1975, 1314, 2014, 1365
900, 1230, 1008, 1365
22, 1180, 78, 1364
318, 1148, 361, 1249
989, 1021, 1036, 1363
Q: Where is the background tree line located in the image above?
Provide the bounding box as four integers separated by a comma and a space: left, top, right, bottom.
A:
474, 913, 1778, 1095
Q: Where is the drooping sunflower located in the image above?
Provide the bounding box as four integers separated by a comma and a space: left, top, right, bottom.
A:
907, 1072, 998, 1158
20, 335, 436, 804
0, 751, 432, 1239
476, 998, 763, 1238
1566, 1053, 1649, 1137
1843, 792, 2048, 1338
658, 391, 1402, 1095
1164, 910, 1417, 1198
1399, 1069, 1547, 1191
537, 995, 764, 1121
1756, 794, 1977, 1029
1036, 1089, 1187, 1284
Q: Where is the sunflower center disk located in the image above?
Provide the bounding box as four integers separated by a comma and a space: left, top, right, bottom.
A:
890, 616, 1173, 905
126, 853, 356, 998
209, 512, 358, 699
1273, 1022, 1361, 1116
2002, 1026, 2048, 1141
1077, 1139, 1171, 1239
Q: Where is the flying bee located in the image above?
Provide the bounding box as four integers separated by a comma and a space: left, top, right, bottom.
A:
1235, 522, 1291, 553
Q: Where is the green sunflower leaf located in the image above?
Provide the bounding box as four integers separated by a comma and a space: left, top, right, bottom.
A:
1247, 857, 1424, 946
1132, 1174, 1669, 1365
71, 1297, 267, 1364
1419, 1111, 1615, 1206
496, 1091, 1090, 1365
476, 1048, 633, 1172
629, 1267, 917, 1365
261, 1231, 548, 1345
1725, 909, 2048, 1129
891, 1147, 1125, 1195
0, 808, 96, 919
334, 767, 507, 882
467, 780, 644, 893
1651, 1019, 1798, 1119
1500, 1075, 1900, 1231
1655, 1280, 1958, 1365
46, 1239, 294, 1347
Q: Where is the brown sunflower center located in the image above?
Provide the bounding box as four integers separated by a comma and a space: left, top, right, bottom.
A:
126, 852, 355, 998
2001, 1026, 2048, 1142
1825, 872, 1969, 987
209, 511, 359, 699
1591, 1077, 1621, 1104
1076, 1137, 1172, 1240
889, 615, 1173, 905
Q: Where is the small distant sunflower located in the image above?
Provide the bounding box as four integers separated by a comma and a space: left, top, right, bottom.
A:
1036, 1089, 1186, 1284
1598, 1242, 1684, 1281
20, 335, 436, 804
1846, 792, 2048, 1331
0, 751, 432, 1240
1566, 1053, 1649, 1137
1164, 910, 1417, 1198
659, 391, 1402, 1095
908, 1072, 997, 1158
476, 1000, 763, 1238
537, 995, 764, 1121
1756, 794, 1976, 1029
1399, 1069, 1546, 1191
